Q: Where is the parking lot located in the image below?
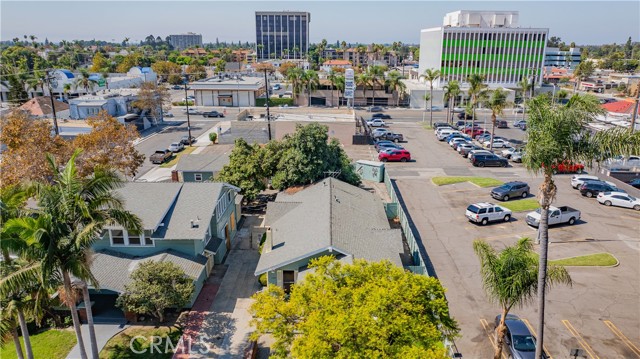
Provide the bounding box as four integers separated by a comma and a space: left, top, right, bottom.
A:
347, 117, 640, 358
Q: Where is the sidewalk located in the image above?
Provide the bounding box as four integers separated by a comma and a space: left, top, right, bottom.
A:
173, 215, 263, 359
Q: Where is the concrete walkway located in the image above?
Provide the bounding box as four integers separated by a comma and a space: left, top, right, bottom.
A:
173, 215, 263, 359
66, 323, 128, 359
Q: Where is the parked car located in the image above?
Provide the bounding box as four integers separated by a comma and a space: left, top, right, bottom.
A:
374, 140, 395, 151
579, 181, 624, 198
368, 106, 384, 112
526, 206, 581, 227
471, 154, 508, 168
452, 107, 465, 113
180, 135, 197, 145
372, 128, 391, 138
168, 142, 185, 152
437, 129, 460, 141
491, 181, 530, 201
451, 139, 471, 150
445, 133, 471, 143
433, 122, 451, 129
548, 161, 584, 174
511, 150, 524, 163
171, 85, 182, 90
465, 202, 512, 225
468, 149, 494, 160
380, 132, 404, 142
570, 175, 604, 189
494, 314, 547, 359
162, 111, 174, 118
371, 113, 391, 119
597, 192, 640, 210
273, 83, 281, 90
514, 120, 527, 128
182, 96, 195, 102
501, 147, 519, 159
629, 178, 640, 189
202, 110, 225, 118
484, 138, 511, 148
376, 142, 404, 152
184, 108, 201, 115
378, 149, 411, 162
150, 149, 172, 164
427, 105, 443, 112
464, 126, 484, 135
457, 112, 474, 120
367, 119, 387, 127
496, 120, 509, 128
458, 144, 484, 157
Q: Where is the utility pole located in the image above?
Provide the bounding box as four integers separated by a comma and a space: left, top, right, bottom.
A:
183, 74, 193, 146
631, 85, 639, 132
44, 71, 60, 135
263, 68, 272, 141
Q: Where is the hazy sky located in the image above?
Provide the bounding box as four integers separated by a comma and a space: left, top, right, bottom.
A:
1, 1, 638, 45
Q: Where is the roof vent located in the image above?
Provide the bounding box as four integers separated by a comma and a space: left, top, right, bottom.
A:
190, 219, 199, 228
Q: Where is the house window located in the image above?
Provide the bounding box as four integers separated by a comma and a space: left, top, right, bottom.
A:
110, 229, 125, 245
194, 173, 203, 181
283, 270, 295, 293
128, 232, 142, 245
110, 229, 153, 247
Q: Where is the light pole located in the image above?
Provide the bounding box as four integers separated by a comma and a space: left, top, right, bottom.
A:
263, 68, 272, 141
183, 75, 193, 146
551, 83, 557, 103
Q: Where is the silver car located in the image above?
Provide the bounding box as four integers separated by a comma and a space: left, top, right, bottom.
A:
495, 314, 548, 359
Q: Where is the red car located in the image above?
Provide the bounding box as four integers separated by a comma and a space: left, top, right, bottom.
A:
378, 149, 411, 162
548, 162, 585, 174
466, 127, 486, 137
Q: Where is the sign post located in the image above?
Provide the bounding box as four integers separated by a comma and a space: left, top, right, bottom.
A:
344, 68, 355, 109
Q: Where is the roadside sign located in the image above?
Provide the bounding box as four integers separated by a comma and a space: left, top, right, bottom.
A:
344, 89, 354, 99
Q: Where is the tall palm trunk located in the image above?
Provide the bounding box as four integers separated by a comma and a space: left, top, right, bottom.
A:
429, 86, 434, 126
489, 113, 497, 151
494, 307, 509, 359
371, 80, 376, 107
63, 271, 88, 359
12, 327, 25, 359
535, 173, 555, 359
83, 284, 99, 359
17, 310, 34, 359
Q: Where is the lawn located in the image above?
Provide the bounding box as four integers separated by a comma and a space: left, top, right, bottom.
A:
99, 325, 182, 359
499, 199, 540, 212
550, 253, 618, 267
431, 176, 504, 188
160, 146, 196, 168
421, 123, 433, 130
0, 328, 76, 359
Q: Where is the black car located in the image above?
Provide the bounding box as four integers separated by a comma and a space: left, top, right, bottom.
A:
629, 178, 640, 189
496, 120, 508, 128
471, 154, 508, 167
372, 113, 391, 119
202, 111, 225, 118
180, 135, 197, 145
579, 182, 622, 198
491, 181, 530, 201
457, 112, 474, 120
171, 85, 182, 90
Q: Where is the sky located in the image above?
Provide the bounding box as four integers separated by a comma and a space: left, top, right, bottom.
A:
1, 1, 638, 46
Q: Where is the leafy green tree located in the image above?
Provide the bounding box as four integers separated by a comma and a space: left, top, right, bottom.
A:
523, 94, 640, 358
216, 138, 267, 201
116, 261, 194, 323
4, 151, 142, 359
473, 238, 571, 359
115, 53, 141, 73
483, 88, 512, 151
90, 52, 110, 72
420, 69, 441, 126
250, 257, 458, 359
151, 61, 182, 82
7, 75, 29, 106
132, 82, 170, 125
186, 63, 206, 81
573, 61, 595, 91
214, 59, 226, 74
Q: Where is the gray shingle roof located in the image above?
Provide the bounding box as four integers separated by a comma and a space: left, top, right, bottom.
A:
175, 153, 230, 173
87, 249, 207, 293
255, 178, 404, 275
111, 183, 183, 230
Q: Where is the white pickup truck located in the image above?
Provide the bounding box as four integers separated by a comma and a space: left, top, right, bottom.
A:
525, 206, 581, 227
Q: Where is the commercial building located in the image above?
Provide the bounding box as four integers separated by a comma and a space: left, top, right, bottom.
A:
188, 75, 265, 107
544, 47, 581, 69
418, 10, 548, 89
255, 11, 310, 60
168, 32, 203, 50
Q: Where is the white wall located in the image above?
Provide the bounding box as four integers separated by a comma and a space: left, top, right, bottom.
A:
418, 28, 444, 87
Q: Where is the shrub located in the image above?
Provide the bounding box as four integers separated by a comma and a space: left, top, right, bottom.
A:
258, 233, 267, 254
172, 101, 194, 106
209, 132, 217, 143
255, 97, 294, 107
258, 273, 267, 286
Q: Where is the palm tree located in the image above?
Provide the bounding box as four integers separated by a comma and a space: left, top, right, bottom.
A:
328, 69, 338, 107
443, 80, 461, 124
368, 65, 386, 107
5, 151, 142, 359
467, 73, 488, 128
74, 69, 97, 94
257, 44, 264, 59
63, 83, 72, 101
100, 69, 110, 90
26, 72, 45, 98
286, 67, 304, 106
484, 88, 512, 151
523, 94, 640, 358
302, 70, 319, 107
517, 77, 531, 122
356, 72, 373, 107
386, 70, 405, 107
420, 69, 441, 126
335, 75, 345, 109
473, 238, 572, 359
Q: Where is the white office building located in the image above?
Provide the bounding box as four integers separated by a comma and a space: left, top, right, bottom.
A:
544, 47, 581, 69
168, 33, 203, 50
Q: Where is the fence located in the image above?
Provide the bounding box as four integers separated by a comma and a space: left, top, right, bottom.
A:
383, 171, 461, 358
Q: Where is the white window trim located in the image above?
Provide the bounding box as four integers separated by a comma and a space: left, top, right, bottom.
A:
194, 173, 203, 182
109, 229, 155, 247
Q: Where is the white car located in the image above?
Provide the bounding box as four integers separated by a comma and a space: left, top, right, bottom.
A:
570, 175, 615, 189
437, 130, 460, 141
162, 112, 174, 118
372, 128, 390, 138
501, 147, 518, 159
367, 119, 386, 127
484, 138, 511, 148
427, 105, 443, 112
449, 138, 469, 148
597, 192, 640, 210
452, 107, 465, 113
465, 202, 512, 225
168, 142, 184, 152
468, 149, 493, 158
435, 126, 454, 135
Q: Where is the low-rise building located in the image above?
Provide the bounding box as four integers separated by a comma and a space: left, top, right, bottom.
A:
321, 59, 352, 72
189, 75, 266, 107
174, 147, 231, 182
68, 88, 139, 120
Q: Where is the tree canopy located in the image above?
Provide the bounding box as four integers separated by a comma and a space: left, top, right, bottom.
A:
116, 260, 194, 323
250, 257, 458, 359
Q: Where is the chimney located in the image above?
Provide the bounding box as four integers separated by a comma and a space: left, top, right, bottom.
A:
263, 227, 273, 253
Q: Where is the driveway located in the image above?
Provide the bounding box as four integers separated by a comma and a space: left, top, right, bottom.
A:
380, 121, 640, 358
66, 324, 128, 359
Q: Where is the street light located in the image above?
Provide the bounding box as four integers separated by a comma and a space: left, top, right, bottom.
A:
183, 74, 193, 146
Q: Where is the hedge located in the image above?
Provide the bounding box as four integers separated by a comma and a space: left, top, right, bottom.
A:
255, 97, 294, 107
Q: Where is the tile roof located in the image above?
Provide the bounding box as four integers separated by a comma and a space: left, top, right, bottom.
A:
324, 60, 351, 66
87, 249, 207, 293
255, 178, 404, 275
18, 96, 69, 116
601, 100, 635, 114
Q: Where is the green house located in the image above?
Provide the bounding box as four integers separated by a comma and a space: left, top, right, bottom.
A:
255, 178, 405, 292
175, 152, 230, 182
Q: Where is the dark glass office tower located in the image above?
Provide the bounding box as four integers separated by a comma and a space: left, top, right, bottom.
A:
255, 11, 310, 60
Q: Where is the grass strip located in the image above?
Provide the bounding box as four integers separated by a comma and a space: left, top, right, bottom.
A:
500, 199, 540, 212
0, 329, 76, 359
160, 146, 196, 168
100, 325, 182, 359
550, 253, 618, 267
432, 176, 504, 188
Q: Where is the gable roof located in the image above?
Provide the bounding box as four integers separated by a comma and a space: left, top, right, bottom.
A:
255, 178, 404, 275
19, 96, 69, 116
175, 152, 230, 173
112, 183, 183, 230
87, 249, 207, 293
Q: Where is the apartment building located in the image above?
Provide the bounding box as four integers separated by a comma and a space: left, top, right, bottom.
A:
255, 11, 310, 60
168, 32, 203, 50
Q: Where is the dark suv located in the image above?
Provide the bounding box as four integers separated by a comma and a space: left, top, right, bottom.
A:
491, 181, 530, 201
471, 154, 508, 167
579, 182, 622, 198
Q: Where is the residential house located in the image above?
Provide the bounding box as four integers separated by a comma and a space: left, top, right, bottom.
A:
18, 96, 70, 118
254, 178, 405, 291
543, 67, 571, 84
86, 182, 242, 322
68, 88, 139, 120
321, 59, 352, 73
173, 148, 231, 182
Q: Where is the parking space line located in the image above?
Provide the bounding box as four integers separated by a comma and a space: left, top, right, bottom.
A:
562, 320, 600, 359
522, 318, 553, 359
480, 318, 507, 359
603, 320, 640, 357
475, 231, 537, 241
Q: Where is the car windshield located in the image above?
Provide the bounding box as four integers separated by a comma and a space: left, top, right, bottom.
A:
512, 335, 536, 351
